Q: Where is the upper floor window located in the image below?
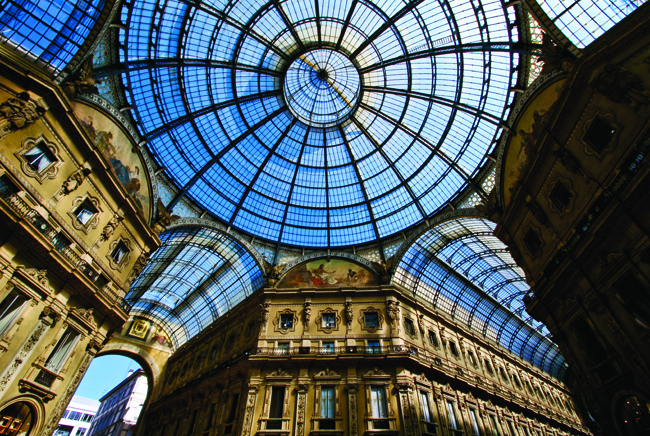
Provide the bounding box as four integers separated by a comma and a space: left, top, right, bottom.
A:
367, 340, 381, 354
467, 350, 477, 366
322, 313, 335, 329
110, 241, 129, 265
280, 313, 293, 329
364, 312, 379, 328
223, 393, 239, 434
267, 386, 285, 430
320, 386, 335, 425
499, 367, 509, 382
277, 342, 289, 355
370, 386, 389, 429
428, 330, 439, 347
0, 289, 29, 336
523, 228, 542, 255
404, 318, 415, 335
24, 141, 56, 173
550, 181, 572, 212
484, 359, 494, 374
74, 199, 98, 226
446, 401, 459, 431
45, 327, 79, 371
322, 341, 335, 354
469, 408, 481, 436
449, 341, 459, 357
584, 115, 615, 154
490, 415, 501, 436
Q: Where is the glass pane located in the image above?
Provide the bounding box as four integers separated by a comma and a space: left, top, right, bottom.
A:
446, 401, 457, 430
371, 386, 388, 418
419, 391, 431, 422
45, 328, 78, 371
321, 386, 335, 419
0, 290, 28, 335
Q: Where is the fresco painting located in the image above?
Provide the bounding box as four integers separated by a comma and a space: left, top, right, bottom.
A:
503, 79, 566, 207
277, 258, 379, 288
72, 101, 151, 220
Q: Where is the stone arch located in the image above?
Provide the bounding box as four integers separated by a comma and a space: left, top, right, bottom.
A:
98, 342, 161, 399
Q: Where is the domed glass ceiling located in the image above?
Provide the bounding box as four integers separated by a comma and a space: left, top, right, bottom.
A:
120, 0, 521, 247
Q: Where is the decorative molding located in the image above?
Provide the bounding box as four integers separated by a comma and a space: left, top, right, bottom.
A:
67, 193, 102, 234
106, 236, 132, 271
314, 368, 341, 380
358, 307, 384, 333
362, 367, 390, 380
266, 368, 293, 381
580, 109, 622, 159
14, 134, 63, 183
68, 307, 97, 330
273, 309, 298, 335
0, 321, 47, 392
546, 175, 577, 218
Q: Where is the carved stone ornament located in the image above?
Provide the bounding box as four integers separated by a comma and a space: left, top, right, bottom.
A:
0, 92, 47, 140
61, 167, 92, 196
130, 252, 150, 280
521, 225, 544, 260
362, 367, 390, 379
590, 64, 649, 111
68, 194, 102, 234
414, 373, 430, 388
107, 236, 132, 272
417, 314, 425, 335
14, 134, 63, 184
597, 251, 624, 278
547, 176, 577, 217
152, 198, 180, 234
263, 259, 286, 287
272, 308, 298, 334
23, 268, 49, 289
62, 56, 102, 98
315, 307, 341, 334
259, 302, 270, 325
314, 367, 341, 379
267, 367, 293, 380
358, 307, 384, 333
101, 214, 124, 241
40, 306, 61, 325
69, 307, 97, 329
303, 301, 312, 326
345, 301, 354, 326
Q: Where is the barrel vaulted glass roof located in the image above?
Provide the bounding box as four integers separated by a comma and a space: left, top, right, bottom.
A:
394, 217, 566, 379
118, 0, 523, 247
537, 0, 645, 48
125, 226, 264, 349
0, 0, 106, 74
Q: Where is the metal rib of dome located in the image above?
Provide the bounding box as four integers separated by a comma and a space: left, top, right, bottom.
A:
125, 226, 264, 349
120, 0, 522, 247
394, 217, 566, 379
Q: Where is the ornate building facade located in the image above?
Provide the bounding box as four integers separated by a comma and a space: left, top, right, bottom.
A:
0, 1, 647, 436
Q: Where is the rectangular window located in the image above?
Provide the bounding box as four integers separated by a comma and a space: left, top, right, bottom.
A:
405, 318, 415, 335
0, 289, 28, 336
74, 199, 98, 226
68, 412, 82, 421
110, 241, 129, 265
470, 409, 481, 435
364, 312, 379, 327
468, 351, 477, 366
322, 313, 336, 328
584, 116, 615, 153
25, 141, 56, 173
205, 402, 217, 431
449, 341, 459, 357
419, 391, 431, 422
484, 359, 494, 374
76, 428, 87, 436
428, 330, 438, 347
223, 393, 239, 434
45, 327, 79, 371
280, 314, 293, 329
267, 386, 285, 430
550, 182, 572, 211
446, 401, 458, 430
490, 416, 501, 436
319, 386, 336, 420
370, 386, 389, 429
507, 421, 516, 436
277, 342, 289, 355
523, 229, 542, 255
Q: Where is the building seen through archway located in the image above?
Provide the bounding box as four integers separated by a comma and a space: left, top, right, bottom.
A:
0, 1, 649, 435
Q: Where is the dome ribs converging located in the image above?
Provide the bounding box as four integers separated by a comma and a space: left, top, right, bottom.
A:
122, 0, 522, 247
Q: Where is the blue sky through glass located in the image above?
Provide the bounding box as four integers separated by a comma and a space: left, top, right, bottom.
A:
75, 355, 142, 401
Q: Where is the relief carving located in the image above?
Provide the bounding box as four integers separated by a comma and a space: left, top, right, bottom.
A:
0, 322, 47, 392
0, 92, 47, 140
61, 167, 92, 196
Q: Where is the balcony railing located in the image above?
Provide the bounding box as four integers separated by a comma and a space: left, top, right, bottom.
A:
34, 368, 57, 388
256, 417, 290, 434
0, 181, 130, 312
364, 418, 397, 433
254, 345, 416, 356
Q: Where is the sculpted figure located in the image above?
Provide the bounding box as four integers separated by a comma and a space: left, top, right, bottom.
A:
0, 92, 46, 137
101, 214, 124, 241
62, 56, 102, 98
345, 301, 354, 325
151, 198, 180, 234
62, 168, 92, 195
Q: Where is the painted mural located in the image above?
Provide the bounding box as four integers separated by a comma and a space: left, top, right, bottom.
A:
503, 78, 566, 207
72, 101, 151, 220
277, 258, 379, 288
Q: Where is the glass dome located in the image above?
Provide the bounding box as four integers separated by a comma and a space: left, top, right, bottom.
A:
120, 0, 522, 247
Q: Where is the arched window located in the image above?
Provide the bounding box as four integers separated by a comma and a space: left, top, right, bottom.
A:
0, 401, 35, 436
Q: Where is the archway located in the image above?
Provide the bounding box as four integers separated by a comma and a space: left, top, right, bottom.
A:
0, 401, 36, 436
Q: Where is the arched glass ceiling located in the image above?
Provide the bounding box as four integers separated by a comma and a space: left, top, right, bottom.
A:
537, 0, 645, 48
0, 0, 106, 74
125, 226, 264, 349
118, 0, 522, 248
394, 217, 566, 379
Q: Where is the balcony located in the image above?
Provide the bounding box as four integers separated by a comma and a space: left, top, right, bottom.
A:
363, 418, 397, 436
420, 420, 439, 435
310, 418, 343, 436
255, 418, 290, 435
254, 345, 415, 357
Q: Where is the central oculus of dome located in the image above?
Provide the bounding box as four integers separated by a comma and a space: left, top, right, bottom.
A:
283, 49, 360, 127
